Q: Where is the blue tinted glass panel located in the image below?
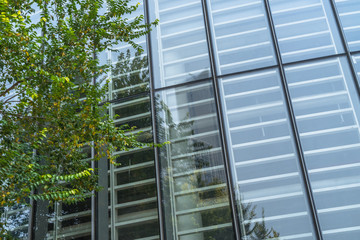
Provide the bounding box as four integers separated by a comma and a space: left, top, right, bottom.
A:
334, 0, 360, 52
219, 69, 316, 240
156, 82, 235, 240
149, 0, 211, 88
285, 57, 360, 240
269, 0, 344, 63
207, 0, 276, 75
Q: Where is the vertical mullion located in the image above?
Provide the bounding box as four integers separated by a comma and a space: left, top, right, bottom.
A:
328, 0, 360, 96
262, 0, 323, 239
144, 0, 166, 239
200, 0, 242, 239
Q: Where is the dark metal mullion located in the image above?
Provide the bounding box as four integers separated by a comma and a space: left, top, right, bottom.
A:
143, 0, 165, 239
201, 0, 242, 239
263, 1, 324, 239
328, 0, 360, 96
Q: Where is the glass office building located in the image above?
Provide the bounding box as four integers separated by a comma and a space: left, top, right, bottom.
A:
4, 0, 360, 239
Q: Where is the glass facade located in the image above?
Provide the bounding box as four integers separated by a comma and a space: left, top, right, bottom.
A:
10, 0, 360, 239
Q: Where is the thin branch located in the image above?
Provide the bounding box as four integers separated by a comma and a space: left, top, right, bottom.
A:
0, 81, 22, 98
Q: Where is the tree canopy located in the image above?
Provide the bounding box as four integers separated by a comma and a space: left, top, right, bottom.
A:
0, 0, 157, 235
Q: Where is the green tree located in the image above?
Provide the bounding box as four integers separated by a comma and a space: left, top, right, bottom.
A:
0, 0, 157, 236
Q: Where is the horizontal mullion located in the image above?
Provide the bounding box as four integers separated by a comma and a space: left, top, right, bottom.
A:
159, 1, 198, 13
173, 164, 224, 178
214, 14, 264, 28
163, 53, 208, 66
112, 178, 155, 191
113, 161, 155, 174
238, 172, 299, 185
291, 91, 348, 103
225, 86, 280, 99
220, 56, 274, 69
212, 1, 261, 14
226, 101, 283, 115
288, 75, 343, 87
323, 226, 360, 235
313, 182, 360, 193
112, 96, 149, 109
114, 215, 158, 228
135, 235, 160, 240
162, 39, 206, 52
112, 82, 148, 93
278, 30, 330, 42
218, 41, 271, 54
304, 143, 360, 155
229, 118, 287, 132
216, 27, 266, 40
164, 68, 210, 81
169, 130, 219, 144
178, 223, 232, 236
221, 70, 277, 84
309, 162, 360, 174
299, 125, 358, 137
168, 98, 214, 111
282, 45, 335, 57
111, 197, 157, 210
176, 202, 229, 216
318, 203, 360, 214
243, 211, 307, 224
171, 147, 222, 161
113, 112, 151, 124
235, 153, 295, 167
111, 68, 148, 78
272, 3, 322, 15
242, 191, 303, 204
161, 26, 204, 39
174, 183, 227, 196
339, 10, 360, 16
276, 16, 326, 28
296, 108, 353, 120
161, 14, 203, 26
232, 136, 291, 149
168, 113, 216, 126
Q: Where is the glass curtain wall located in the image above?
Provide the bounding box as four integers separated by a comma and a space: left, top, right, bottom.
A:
150, 0, 360, 240
107, 1, 160, 239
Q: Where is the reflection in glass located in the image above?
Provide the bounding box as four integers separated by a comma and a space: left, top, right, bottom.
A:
334, 0, 360, 52
3, 205, 30, 239
108, 1, 160, 238
156, 81, 235, 240
285, 57, 360, 240
219, 69, 316, 239
149, 0, 211, 88
207, 0, 276, 75
268, 0, 343, 63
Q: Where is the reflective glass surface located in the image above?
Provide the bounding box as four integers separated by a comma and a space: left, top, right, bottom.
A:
207, 0, 276, 75
219, 69, 316, 240
285, 57, 360, 240
149, 0, 211, 88
156, 82, 235, 240
334, 0, 360, 52
108, 1, 160, 239
353, 53, 360, 80
3, 205, 30, 239
269, 0, 344, 63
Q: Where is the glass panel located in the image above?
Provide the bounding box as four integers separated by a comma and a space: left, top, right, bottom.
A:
108, 1, 160, 239
149, 0, 211, 88
3, 205, 30, 239
285, 57, 360, 240
156, 81, 235, 240
352, 53, 360, 81
207, 0, 276, 75
269, 0, 344, 63
334, 0, 360, 52
219, 69, 316, 240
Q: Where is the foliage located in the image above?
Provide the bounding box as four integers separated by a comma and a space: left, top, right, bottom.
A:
0, 0, 157, 235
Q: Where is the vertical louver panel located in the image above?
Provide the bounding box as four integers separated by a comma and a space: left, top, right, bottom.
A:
285, 57, 360, 239
156, 82, 235, 240
207, 0, 276, 75
219, 69, 316, 239
150, 0, 211, 88
269, 0, 343, 63
334, 0, 360, 51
